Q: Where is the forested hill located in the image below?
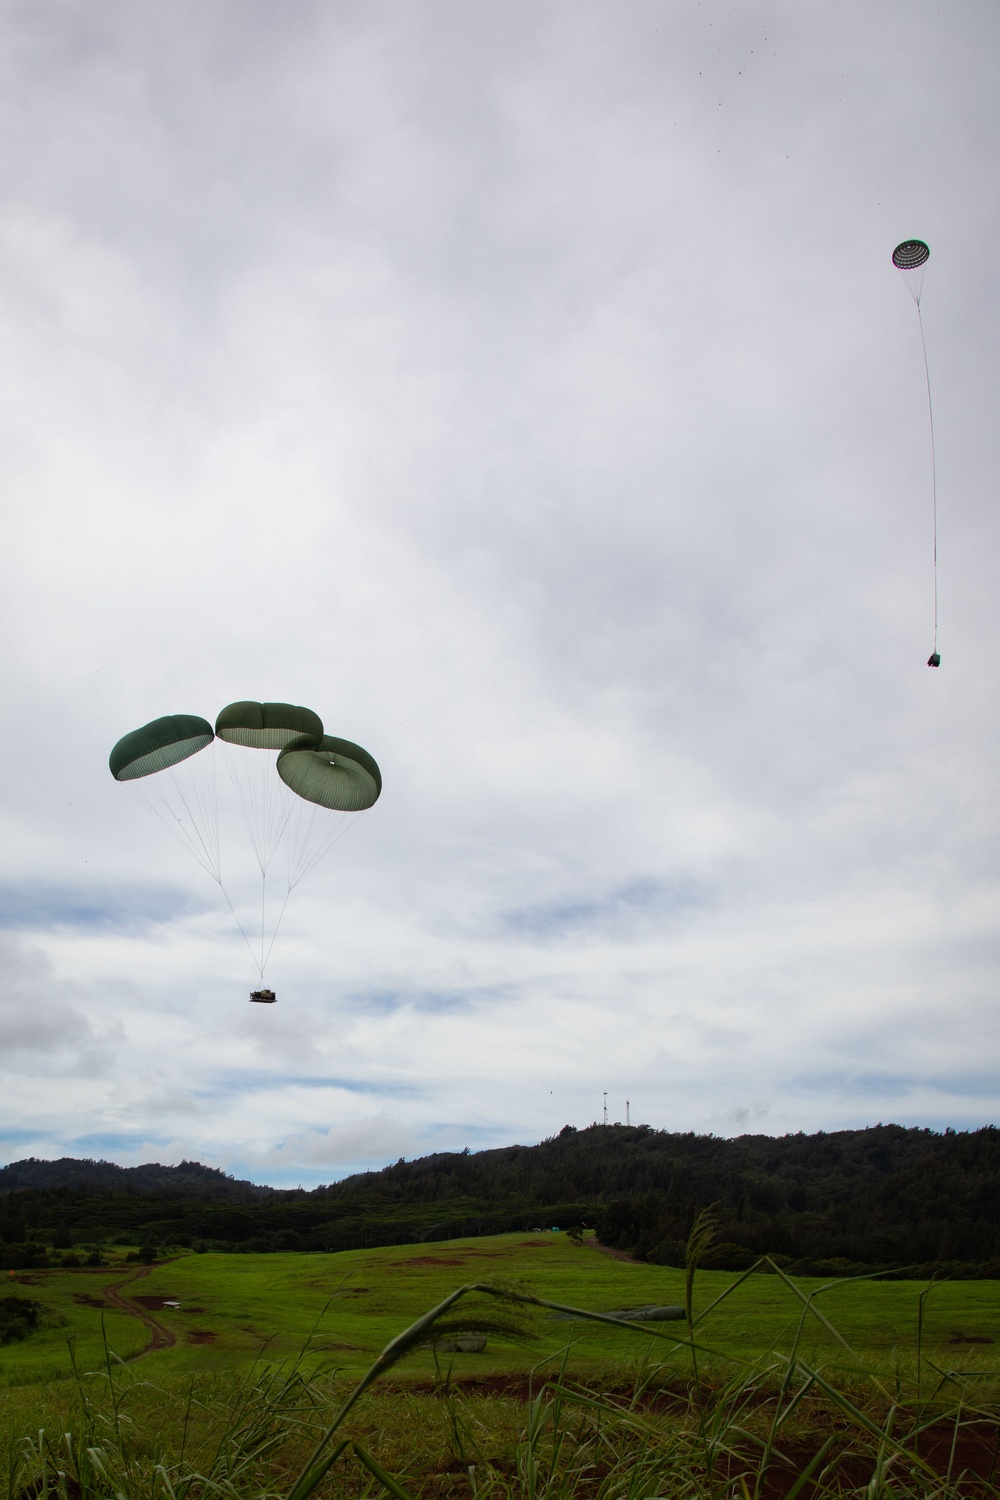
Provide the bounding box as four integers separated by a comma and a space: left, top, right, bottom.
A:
2, 1124, 1000, 1276
0, 1157, 270, 1199
315, 1121, 984, 1209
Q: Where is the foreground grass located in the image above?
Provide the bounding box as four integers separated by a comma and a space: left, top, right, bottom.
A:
4, 1250, 1000, 1498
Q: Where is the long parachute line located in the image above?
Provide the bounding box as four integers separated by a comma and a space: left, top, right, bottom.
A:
257, 811, 363, 977
286, 805, 361, 889
261, 868, 267, 975
219, 745, 296, 976
218, 878, 266, 978
126, 760, 221, 882
127, 764, 262, 974
221, 744, 294, 875
261, 885, 292, 977
916, 301, 939, 654
167, 761, 222, 877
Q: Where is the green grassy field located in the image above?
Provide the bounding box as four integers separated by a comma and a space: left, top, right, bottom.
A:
4, 1236, 1000, 1499
3, 1232, 1000, 1386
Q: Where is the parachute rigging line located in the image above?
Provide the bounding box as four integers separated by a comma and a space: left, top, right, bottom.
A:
892, 239, 939, 666
257, 811, 362, 977
127, 773, 264, 976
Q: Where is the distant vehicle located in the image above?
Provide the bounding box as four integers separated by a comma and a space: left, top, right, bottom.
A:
250, 989, 277, 1004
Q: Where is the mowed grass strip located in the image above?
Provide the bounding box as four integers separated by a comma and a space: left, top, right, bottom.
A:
4, 1234, 1000, 1385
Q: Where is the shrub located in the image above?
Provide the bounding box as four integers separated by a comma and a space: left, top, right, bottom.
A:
0, 1294, 41, 1345
0, 1242, 50, 1271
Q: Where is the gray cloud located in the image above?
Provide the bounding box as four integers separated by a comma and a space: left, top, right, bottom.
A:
0, 935, 97, 1055
0, 0, 998, 1181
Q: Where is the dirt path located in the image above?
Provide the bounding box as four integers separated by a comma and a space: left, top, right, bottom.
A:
584, 1238, 641, 1264
102, 1263, 177, 1359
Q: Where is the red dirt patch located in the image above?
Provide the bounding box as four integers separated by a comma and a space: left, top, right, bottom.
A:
72, 1293, 106, 1308
755, 1422, 1000, 1498
186, 1330, 217, 1344
949, 1331, 994, 1344
393, 1256, 467, 1266
131, 1294, 179, 1310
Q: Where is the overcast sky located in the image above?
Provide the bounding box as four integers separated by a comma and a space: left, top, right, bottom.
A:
1, 0, 998, 1188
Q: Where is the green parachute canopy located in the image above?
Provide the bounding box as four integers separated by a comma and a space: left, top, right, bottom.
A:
277, 734, 382, 812
892, 239, 929, 270
109, 714, 214, 781
215, 701, 323, 749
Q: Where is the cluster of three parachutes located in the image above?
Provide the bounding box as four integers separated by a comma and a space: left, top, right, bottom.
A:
109, 702, 381, 1001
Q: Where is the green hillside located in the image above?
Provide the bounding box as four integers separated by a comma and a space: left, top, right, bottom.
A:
3, 1232, 1000, 1387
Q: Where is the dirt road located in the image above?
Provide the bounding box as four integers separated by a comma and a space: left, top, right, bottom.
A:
102, 1263, 176, 1358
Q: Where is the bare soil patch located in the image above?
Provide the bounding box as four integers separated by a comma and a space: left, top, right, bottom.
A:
72, 1293, 106, 1308
186, 1330, 217, 1344
103, 1263, 176, 1357
393, 1257, 467, 1267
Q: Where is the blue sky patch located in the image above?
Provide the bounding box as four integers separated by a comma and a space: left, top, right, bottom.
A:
0, 880, 206, 933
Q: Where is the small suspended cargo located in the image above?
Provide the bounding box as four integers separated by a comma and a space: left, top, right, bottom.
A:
250, 989, 277, 1004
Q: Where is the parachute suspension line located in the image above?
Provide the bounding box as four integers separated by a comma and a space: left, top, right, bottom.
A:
261, 885, 293, 977
285, 805, 360, 890
261, 867, 267, 976
166, 761, 221, 877
916, 299, 939, 656
221, 744, 294, 876
126, 758, 221, 882
128, 777, 261, 975
258, 813, 362, 977
218, 878, 265, 979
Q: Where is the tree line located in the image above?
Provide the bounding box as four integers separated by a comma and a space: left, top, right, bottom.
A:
2, 1123, 999, 1277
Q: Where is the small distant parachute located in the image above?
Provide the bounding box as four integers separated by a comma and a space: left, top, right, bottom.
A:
892, 239, 938, 667
110, 700, 381, 1000
892, 237, 929, 278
